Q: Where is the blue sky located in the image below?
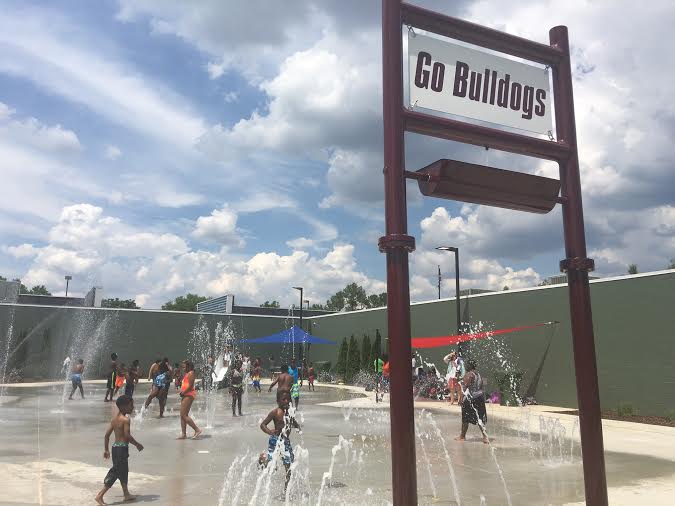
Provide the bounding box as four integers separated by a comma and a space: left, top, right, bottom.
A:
1, 0, 673, 308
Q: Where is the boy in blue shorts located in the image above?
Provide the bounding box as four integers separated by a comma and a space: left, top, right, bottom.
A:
68, 358, 85, 400
258, 389, 300, 492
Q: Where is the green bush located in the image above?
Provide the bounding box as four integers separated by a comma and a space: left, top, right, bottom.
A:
617, 402, 635, 417
346, 334, 360, 383
495, 371, 524, 406
667, 409, 675, 422
336, 338, 348, 380
371, 330, 382, 362
360, 334, 372, 371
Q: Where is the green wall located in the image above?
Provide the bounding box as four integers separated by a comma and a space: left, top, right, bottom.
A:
1, 271, 673, 415
307, 271, 675, 416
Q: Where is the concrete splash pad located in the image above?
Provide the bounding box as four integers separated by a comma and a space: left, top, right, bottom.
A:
2, 383, 674, 505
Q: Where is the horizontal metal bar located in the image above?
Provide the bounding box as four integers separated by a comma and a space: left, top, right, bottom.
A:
401, 2, 563, 66
403, 170, 432, 181
404, 109, 569, 162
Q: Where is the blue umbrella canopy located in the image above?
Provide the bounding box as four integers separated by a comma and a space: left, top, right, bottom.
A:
243, 326, 336, 345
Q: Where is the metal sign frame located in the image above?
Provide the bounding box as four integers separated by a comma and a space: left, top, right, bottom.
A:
379, 2, 608, 505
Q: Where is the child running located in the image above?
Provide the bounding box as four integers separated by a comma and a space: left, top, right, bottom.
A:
95, 395, 144, 505
258, 389, 301, 492
68, 358, 85, 400
104, 353, 118, 402
177, 360, 202, 440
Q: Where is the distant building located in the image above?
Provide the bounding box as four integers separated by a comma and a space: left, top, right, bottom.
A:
541, 275, 598, 286
196, 294, 234, 314
196, 293, 334, 317
0, 280, 103, 307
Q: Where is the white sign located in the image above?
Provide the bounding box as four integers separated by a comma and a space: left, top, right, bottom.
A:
408, 34, 552, 135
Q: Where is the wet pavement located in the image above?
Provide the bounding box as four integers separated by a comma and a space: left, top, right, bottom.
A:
2, 382, 675, 505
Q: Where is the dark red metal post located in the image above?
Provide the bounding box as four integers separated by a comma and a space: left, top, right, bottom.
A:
550, 26, 608, 506
379, 0, 418, 504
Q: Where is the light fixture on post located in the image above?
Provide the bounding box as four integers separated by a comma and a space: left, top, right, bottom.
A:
64, 275, 72, 297
435, 246, 462, 353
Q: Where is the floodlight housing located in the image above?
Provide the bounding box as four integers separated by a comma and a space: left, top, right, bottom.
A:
415, 159, 561, 214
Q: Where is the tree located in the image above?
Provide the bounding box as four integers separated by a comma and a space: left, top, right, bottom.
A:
371, 329, 383, 366
360, 334, 372, 371
503, 285, 509, 291
310, 303, 326, 310
102, 298, 139, 309
627, 264, 638, 275
336, 337, 348, 380
365, 292, 387, 308
260, 300, 280, 308
346, 334, 361, 383
668, 259, 675, 270
28, 285, 51, 296
0, 275, 5, 281
162, 293, 208, 311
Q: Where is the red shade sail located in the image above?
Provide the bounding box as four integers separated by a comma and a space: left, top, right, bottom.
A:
411, 322, 556, 349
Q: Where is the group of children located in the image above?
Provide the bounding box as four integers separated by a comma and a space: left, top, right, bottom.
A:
100, 353, 142, 403
96, 351, 305, 503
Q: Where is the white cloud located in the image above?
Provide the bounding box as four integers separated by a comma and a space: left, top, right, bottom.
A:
104, 145, 122, 160
0, 10, 207, 150
192, 205, 244, 247
223, 91, 239, 103
13, 204, 383, 306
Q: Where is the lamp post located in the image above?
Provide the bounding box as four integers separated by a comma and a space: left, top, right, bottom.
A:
437, 265, 441, 299
64, 275, 72, 297
293, 287, 303, 358
436, 247, 462, 352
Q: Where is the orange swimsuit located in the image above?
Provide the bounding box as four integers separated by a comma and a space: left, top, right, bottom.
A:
181, 373, 196, 398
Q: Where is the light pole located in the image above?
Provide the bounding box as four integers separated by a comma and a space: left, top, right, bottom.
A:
437, 265, 441, 299
436, 247, 462, 353
64, 275, 72, 297
293, 287, 303, 357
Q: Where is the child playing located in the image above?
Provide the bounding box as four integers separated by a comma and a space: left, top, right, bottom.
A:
113, 364, 127, 397
104, 353, 118, 402
258, 389, 301, 492
124, 360, 140, 398
173, 362, 183, 391
95, 395, 144, 505
252, 360, 262, 395
68, 358, 85, 400
307, 363, 316, 392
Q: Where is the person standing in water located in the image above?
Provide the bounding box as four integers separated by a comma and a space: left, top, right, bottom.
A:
268, 364, 293, 393
307, 363, 316, 392
258, 389, 301, 492
177, 360, 202, 439
145, 359, 170, 418
230, 361, 244, 416
104, 353, 118, 402
252, 358, 262, 395
95, 395, 144, 505
113, 363, 127, 397
68, 358, 85, 400
455, 359, 489, 444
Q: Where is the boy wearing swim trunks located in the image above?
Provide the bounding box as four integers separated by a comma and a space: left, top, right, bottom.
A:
258, 389, 301, 492
68, 359, 85, 400
95, 395, 144, 505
